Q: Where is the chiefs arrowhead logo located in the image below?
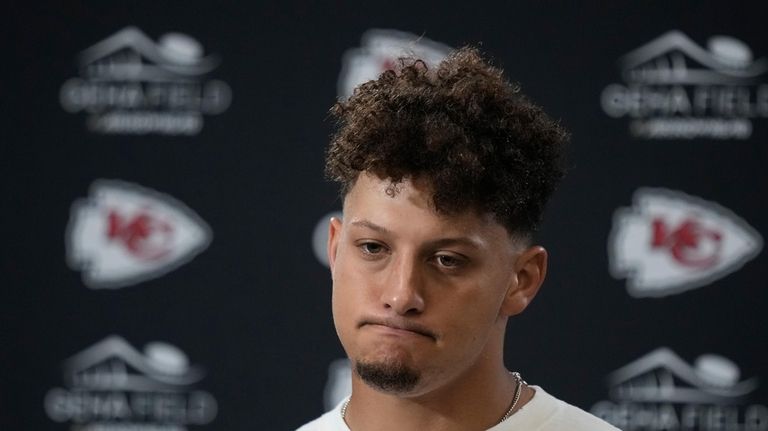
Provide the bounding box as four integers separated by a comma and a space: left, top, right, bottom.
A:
609, 188, 762, 297
66, 180, 212, 289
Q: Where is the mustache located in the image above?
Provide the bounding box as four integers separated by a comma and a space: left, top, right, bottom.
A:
358, 317, 437, 340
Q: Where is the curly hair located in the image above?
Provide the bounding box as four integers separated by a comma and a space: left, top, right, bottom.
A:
326, 46, 568, 237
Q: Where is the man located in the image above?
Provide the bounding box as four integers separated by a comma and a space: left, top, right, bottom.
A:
298, 47, 619, 431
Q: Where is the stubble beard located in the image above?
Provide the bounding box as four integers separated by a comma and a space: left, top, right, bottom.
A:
355, 359, 420, 394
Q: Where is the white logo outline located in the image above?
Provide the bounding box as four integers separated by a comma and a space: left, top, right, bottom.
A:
607, 347, 759, 404
61, 335, 204, 390
60, 26, 232, 135
608, 188, 763, 297
77, 26, 220, 81
619, 30, 768, 85
600, 30, 768, 140
66, 179, 213, 289
45, 335, 218, 426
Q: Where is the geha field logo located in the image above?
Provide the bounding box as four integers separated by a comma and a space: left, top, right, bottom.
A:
601, 31, 768, 139
591, 348, 766, 431
338, 29, 452, 99
60, 27, 231, 135
67, 180, 212, 289
45, 335, 218, 431
609, 188, 762, 297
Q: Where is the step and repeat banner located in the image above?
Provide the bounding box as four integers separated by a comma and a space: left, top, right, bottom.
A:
3, 3, 766, 431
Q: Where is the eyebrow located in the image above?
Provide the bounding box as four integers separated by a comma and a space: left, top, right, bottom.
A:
349, 219, 483, 250
350, 220, 392, 234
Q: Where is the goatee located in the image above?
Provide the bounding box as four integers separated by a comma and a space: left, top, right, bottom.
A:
355, 360, 420, 394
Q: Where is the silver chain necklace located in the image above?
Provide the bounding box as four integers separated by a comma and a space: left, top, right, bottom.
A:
340, 371, 526, 425
497, 372, 526, 424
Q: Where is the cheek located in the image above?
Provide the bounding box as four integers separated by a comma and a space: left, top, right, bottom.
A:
331, 260, 369, 320
331, 281, 355, 351
441, 283, 506, 334
331, 261, 376, 355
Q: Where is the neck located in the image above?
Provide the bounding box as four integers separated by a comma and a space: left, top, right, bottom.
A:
343, 356, 531, 431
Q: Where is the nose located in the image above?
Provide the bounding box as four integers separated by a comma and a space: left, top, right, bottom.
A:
381, 254, 425, 315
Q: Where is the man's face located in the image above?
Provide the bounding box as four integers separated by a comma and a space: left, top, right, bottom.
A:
328, 173, 527, 397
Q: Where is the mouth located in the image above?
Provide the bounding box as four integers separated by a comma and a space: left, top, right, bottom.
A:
358, 318, 437, 340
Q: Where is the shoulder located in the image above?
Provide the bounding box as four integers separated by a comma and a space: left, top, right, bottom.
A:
553, 400, 620, 430
534, 386, 620, 431
497, 386, 620, 431
295, 401, 348, 431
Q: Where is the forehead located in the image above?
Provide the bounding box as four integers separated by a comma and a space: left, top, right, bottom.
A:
343, 173, 513, 243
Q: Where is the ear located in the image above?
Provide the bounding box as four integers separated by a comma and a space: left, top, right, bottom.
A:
327, 216, 343, 272
500, 246, 548, 317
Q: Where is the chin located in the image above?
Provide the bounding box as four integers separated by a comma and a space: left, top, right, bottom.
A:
354, 359, 421, 394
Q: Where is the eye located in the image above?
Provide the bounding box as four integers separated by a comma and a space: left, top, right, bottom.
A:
359, 241, 386, 255
435, 254, 465, 269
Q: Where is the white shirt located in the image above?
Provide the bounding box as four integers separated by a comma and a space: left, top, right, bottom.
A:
296, 386, 620, 431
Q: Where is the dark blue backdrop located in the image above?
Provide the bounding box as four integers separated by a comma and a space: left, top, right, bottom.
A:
3, 2, 766, 430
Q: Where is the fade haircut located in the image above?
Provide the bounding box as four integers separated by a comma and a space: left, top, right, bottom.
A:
326, 46, 568, 237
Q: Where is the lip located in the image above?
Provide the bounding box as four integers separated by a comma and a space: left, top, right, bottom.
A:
359, 318, 436, 340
